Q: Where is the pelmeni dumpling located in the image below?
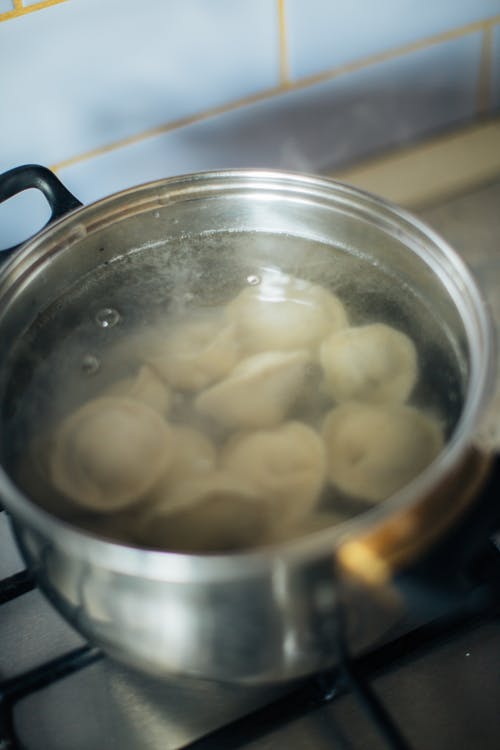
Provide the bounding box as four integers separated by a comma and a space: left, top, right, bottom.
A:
18, 435, 71, 519
322, 402, 444, 502
137, 471, 270, 552
195, 350, 309, 429
104, 365, 171, 414
74, 504, 147, 546
148, 425, 217, 501
148, 315, 240, 391
320, 324, 417, 404
227, 270, 348, 354
265, 510, 348, 544
50, 397, 173, 512
221, 421, 326, 523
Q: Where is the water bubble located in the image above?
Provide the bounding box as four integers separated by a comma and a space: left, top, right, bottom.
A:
81, 355, 100, 375
246, 274, 261, 286
95, 308, 121, 328
153, 210, 160, 219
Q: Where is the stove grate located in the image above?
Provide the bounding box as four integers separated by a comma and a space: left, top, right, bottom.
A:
0, 645, 102, 750
0, 502, 498, 750
182, 589, 499, 750
0, 571, 35, 606
0, 567, 497, 750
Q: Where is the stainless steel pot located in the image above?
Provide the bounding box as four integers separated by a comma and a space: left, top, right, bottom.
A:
0, 165, 496, 685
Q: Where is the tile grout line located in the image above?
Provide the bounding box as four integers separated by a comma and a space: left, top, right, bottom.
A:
49, 13, 500, 173
51, 86, 287, 172
278, 0, 290, 86
0, 0, 67, 22
293, 16, 500, 91
477, 25, 494, 115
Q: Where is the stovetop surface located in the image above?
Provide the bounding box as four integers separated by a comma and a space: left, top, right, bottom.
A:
1, 178, 500, 750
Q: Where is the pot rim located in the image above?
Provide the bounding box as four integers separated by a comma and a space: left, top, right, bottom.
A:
0, 168, 495, 582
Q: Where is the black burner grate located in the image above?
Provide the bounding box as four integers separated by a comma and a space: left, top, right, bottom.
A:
0, 571, 35, 606
0, 505, 499, 750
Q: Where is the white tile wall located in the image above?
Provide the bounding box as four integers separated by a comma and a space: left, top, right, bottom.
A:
0, 188, 52, 249
56, 35, 482, 207
0, 0, 279, 172
0, 1, 498, 253
286, 0, 500, 78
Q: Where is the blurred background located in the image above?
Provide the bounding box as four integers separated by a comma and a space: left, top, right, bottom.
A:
0, 0, 499, 247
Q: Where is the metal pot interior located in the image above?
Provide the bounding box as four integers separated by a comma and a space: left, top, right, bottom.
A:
0, 171, 490, 553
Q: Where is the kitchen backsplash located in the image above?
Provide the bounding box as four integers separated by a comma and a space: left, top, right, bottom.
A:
0, 0, 499, 247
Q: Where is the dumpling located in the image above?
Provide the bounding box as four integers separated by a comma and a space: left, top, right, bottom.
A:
221, 421, 326, 523
50, 397, 173, 512
104, 365, 171, 414
148, 425, 217, 500
195, 350, 309, 429
18, 434, 71, 519
265, 510, 348, 544
148, 314, 240, 391
73, 504, 146, 546
137, 471, 270, 552
226, 270, 348, 354
322, 402, 444, 502
319, 323, 418, 404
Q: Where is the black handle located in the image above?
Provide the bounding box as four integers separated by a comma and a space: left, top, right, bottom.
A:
0, 164, 83, 261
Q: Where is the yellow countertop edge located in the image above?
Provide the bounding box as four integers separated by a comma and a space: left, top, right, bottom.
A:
330, 117, 500, 209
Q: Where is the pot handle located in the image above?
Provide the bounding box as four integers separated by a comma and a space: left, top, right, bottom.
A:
0, 164, 83, 262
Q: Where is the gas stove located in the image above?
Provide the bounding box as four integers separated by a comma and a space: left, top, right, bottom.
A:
1, 508, 499, 750
1, 177, 500, 750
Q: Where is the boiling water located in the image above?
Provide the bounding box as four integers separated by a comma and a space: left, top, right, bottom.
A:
3, 231, 466, 547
